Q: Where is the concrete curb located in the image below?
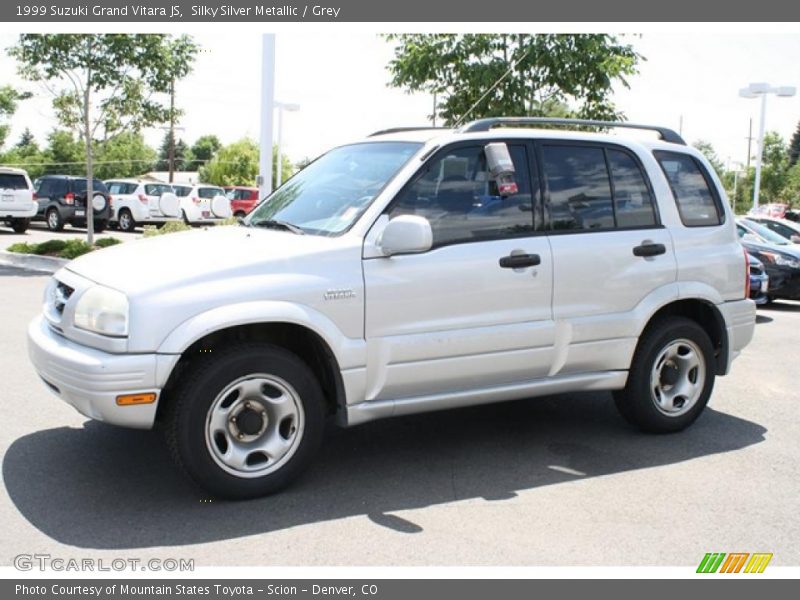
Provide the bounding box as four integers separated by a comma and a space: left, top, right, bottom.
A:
0, 250, 69, 274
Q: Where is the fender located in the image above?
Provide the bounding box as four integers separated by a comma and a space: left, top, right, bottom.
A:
156, 300, 366, 370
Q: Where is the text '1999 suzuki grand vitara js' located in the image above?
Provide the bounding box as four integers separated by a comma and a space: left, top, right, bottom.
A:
28, 118, 756, 498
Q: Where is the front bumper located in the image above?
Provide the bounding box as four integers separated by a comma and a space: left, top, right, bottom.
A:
27, 315, 178, 429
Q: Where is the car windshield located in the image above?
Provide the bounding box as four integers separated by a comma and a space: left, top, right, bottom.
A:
742, 219, 791, 245
247, 141, 422, 235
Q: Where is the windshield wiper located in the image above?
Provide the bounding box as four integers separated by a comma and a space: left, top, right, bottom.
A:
250, 219, 305, 235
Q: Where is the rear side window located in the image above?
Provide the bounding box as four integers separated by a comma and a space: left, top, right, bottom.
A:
144, 184, 171, 196
107, 182, 137, 195
0, 173, 29, 190
607, 150, 658, 228
198, 187, 224, 199
542, 145, 614, 231
72, 179, 108, 194
173, 186, 191, 197
654, 151, 723, 227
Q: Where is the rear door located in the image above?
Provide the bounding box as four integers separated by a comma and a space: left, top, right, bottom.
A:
540, 142, 677, 375
363, 141, 555, 402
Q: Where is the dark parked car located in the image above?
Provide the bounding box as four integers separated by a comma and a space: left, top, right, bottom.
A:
738, 221, 800, 301
33, 175, 111, 232
747, 253, 770, 305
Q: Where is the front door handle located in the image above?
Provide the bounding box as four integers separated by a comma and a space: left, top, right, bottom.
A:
499, 253, 541, 269
632, 243, 666, 258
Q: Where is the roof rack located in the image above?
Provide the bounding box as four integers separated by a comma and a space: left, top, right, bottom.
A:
368, 126, 450, 137
458, 117, 686, 145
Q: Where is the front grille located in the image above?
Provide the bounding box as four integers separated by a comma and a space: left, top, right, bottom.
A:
54, 282, 74, 315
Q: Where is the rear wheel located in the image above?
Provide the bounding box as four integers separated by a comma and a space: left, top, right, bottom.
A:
164, 343, 326, 499
11, 218, 30, 233
614, 317, 715, 433
93, 219, 107, 233
46, 208, 64, 232
118, 208, 136, 233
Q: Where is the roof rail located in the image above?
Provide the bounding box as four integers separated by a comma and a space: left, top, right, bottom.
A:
458, 117, 686, 145
368, 126, 450, 137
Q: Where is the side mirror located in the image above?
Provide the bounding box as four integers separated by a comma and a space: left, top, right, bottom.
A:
484, 142, 518, 196
378, 215, 433, 256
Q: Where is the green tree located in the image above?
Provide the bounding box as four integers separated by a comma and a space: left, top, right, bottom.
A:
200, 138, 291, 187
190, 134, 221, 166
157, 131, 191, 172
692, 140, 724, 176
42, 129, 85, 176
16, 127, 37, 150
94, 132, 157, 180
10, 34, 197, 242
781, 163, 800, 207
759, 131, 788, 202
0, 85, 31, 149
384, 34, 641, 125
788, 120, 800, 168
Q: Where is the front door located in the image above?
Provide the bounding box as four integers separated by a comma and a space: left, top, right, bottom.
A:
362, 142, 555, 402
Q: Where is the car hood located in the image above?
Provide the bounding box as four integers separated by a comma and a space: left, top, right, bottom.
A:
65, 226, 349, 296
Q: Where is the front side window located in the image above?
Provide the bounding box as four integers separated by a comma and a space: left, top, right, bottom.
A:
248, 141, 422, 236
388, 144, 534, 247
654, 151, 723, 227
106, 182, 136, 195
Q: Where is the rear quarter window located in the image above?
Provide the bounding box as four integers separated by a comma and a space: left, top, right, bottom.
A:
198, 187, 224, 199
654, 151, 724, 227
173, 186, 191, 197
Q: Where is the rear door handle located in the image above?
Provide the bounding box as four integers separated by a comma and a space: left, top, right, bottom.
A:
632, 243, 666, 258
499, 253, 541, 269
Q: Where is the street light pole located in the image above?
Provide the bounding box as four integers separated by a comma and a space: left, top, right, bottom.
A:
258, 34, 276, 201
739, 82, 796, 212
274, 101, 300, 188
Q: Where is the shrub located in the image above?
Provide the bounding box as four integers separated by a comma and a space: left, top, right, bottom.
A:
142, 220, 192, 237
216, 217, 239, 227
31, 239, 67, 255
7, 242, 35, 254
95, 237, 122, 248
58, 239, 94, 259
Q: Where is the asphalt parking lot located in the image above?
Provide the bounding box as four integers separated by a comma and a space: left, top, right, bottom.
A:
1, 263, 798, 568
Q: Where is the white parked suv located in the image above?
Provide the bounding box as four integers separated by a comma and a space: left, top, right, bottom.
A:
1, 166, 36, 233
171, 183, 232, 224
28, 118, 756, 499
105, 179, 181, 232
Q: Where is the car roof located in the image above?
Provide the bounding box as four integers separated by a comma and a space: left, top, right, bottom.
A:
0, 166, 28, 175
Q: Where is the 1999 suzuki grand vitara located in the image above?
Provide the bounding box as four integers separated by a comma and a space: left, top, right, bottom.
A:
28, 118, 756, 498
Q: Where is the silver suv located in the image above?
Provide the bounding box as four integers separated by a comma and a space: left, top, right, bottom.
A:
28, 118, 756, 499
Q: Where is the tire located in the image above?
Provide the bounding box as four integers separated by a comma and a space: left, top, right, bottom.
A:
93, 219, 107, 233
11, 218, 30, 234
163, 343, 326, 499
118, 208, 136, 233
181, 210, 191, 225
46, 208, 64, 232
234, 211, 247, 219
613, 316, 715, 433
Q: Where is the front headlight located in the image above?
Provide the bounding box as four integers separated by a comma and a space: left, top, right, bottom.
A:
758, 251, 800, 269
74, 286, 129, 337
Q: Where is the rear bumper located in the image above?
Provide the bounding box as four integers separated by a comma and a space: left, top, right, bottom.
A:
718, 298, 756, 375
1, 203, 37, 218
27, 315, 179, 429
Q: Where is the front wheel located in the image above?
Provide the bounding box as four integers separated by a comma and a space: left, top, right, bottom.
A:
164, 343, 326, 499
46, 208, 64, 232
614, 317, 715, 433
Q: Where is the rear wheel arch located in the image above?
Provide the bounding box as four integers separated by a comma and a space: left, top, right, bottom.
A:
641, 299, 728, 375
